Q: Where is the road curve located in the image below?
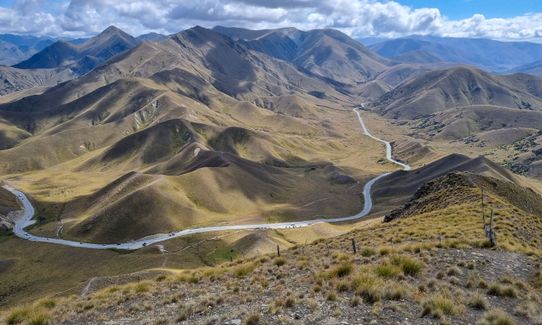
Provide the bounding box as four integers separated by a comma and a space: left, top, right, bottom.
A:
2, 109, 411, 250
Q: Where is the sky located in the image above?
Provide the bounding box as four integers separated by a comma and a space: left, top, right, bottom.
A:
0, 0, 541, 41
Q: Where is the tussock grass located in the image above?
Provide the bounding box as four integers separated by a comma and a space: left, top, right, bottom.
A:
244, 313, 260, 325
467, 293, 488, 310
5, 305, 51, 325
375, 262, 401, 278
389, 255, 424, 277
487, 284, 517, 298
383, 283, 408, 300
330, 262, 354, 278
477, 308, 515, 325
352, 273, 383, 304
233, 262, 256, 278
134, 281, 151, 293
273, 257, 286, 267
421, 293, 461, 318
360, 247, 376, 257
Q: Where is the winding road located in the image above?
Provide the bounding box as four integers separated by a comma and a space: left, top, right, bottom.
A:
2, 109, 411, 250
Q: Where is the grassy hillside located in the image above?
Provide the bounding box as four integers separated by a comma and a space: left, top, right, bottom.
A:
0, 187, 18, 215
3, 170, 540, 324
375, 67, 542, 119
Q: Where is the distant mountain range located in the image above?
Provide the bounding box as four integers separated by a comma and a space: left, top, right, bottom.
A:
213, 26, 389, 86
365, 35, 542, 73
14, 26, 141, 75
0, 34, 55, 66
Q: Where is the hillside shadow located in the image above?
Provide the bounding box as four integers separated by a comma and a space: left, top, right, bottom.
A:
205, 42, 257, 97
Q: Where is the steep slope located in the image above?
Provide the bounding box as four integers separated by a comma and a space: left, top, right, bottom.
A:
373, 153, 518, 213
369, 35, 542, 72
14, 26, 140, 75
213, 26, 389, 86
375, 66, 542, 119
384, 170, 542, 222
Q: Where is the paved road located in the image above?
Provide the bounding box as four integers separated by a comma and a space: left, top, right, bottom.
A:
2, 109, 411, 250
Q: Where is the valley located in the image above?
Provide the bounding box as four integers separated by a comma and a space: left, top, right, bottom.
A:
0, 19, 541, 325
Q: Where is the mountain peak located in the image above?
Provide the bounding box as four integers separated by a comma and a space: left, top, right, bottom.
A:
100, 25, 125, 36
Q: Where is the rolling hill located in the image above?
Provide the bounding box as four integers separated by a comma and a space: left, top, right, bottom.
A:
512, 59, 542, 77
374, 66, 542, 119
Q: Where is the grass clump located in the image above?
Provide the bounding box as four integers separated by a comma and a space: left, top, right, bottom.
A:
360, 247, 376, 257
273, 257, 286, 267
134, 281, 151, 293
390, 255, 424, 277
487, 284, 517, 298
375, 262, 401, 278
467, 293, 488, 310
421, 294, 461, 318
378, 246, 394, 256
233, 262, 256, 278
383, 283, 407, 300
5, 305, 51, 325
326, 291, 337, 301
244, 313, 260, 325
350, 296, 361, 307
331, 262, 353, 278
352, 273, 382, 304
447, 266, 462, 276
477, 308, 515, 325
336, 280, 349, 292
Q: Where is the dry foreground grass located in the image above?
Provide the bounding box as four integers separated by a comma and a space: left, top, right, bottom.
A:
3, 194, 542, 325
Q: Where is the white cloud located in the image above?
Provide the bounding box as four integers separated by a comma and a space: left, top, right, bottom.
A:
0, 0, 540, 42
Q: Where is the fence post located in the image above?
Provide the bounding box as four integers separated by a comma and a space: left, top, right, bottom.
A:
489, 209, 497, 247
277, 245, 280, 257
481, 188, 485, 224
351, 238, 357, 254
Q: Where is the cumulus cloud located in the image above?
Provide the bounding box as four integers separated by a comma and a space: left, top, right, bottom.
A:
0, 0, 540, 42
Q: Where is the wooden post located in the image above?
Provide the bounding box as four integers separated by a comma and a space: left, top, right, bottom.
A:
489, 209, 497, 247
277, 245, 280, 257
481, 188, 485, 224
230, 249, 234, 262
351, 239, 357, 254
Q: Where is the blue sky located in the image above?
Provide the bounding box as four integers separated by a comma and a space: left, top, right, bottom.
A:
0, 0, 540, 40
399, 0, 541, 19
